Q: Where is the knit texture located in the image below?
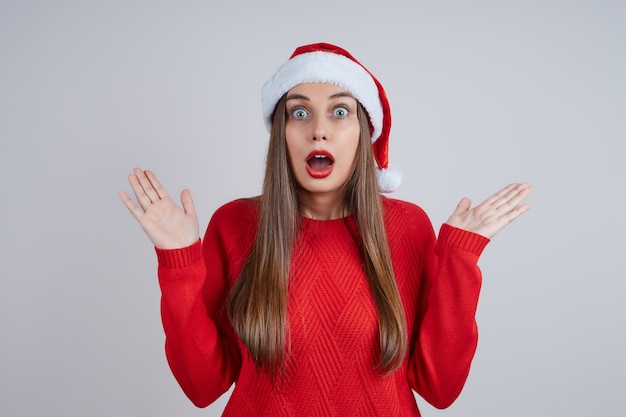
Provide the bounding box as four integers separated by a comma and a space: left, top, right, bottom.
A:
156, 197, 489, 416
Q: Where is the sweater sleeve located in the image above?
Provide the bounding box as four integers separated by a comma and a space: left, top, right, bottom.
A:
406, 217, 489, 409
156, 201, 252, 408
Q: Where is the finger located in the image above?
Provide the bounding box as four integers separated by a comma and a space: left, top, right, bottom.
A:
145, 170, 170, 200
127, 173, 154, 210
493, 183, 532, 211
118, 190, 145, 221
133, 167, 161, 204
493, 184, 532, 223
482, 183, 519, 207
452, 197, 472, 216
180, 189, 196, 217
484, 182, 528, 209
497, 202, 531, 225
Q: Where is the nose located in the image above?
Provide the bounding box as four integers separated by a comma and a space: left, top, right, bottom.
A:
312, 114, 329, 141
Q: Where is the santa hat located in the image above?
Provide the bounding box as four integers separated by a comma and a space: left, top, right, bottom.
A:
261, 42, 402, 193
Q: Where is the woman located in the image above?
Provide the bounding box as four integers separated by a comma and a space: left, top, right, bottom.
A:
119, 43, 531, 416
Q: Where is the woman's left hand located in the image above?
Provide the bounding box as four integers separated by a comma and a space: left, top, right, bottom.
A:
445, 182, 532, 239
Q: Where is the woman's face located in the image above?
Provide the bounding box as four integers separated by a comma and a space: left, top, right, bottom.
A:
284, 83, 360, 203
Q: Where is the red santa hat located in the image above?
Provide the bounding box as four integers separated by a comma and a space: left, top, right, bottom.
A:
261, 42, 402, 193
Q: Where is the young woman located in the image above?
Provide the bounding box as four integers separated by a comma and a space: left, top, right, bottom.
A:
119, 43, 531, 416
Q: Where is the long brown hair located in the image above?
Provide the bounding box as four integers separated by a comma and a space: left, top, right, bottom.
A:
227, 95, 407, 375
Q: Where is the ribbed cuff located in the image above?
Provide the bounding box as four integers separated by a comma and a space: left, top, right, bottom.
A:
154, 239, 202, 268
438, 224, 490, 256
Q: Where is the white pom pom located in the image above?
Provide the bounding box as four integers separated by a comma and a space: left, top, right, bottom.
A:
377, 167, 402, 193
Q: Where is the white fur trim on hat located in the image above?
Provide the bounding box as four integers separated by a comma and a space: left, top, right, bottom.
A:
377, 167, 403, 194
261, 51, 383, 143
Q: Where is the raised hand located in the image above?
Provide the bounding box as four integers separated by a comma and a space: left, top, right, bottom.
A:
445, 183, 532, 239
118, 168, 199, 249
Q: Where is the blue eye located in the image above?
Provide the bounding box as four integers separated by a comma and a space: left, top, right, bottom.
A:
291, 108, 309, 119
333, 106, 349, 118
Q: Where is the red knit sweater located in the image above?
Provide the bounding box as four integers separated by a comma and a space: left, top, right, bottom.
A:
155, 197, 489, 416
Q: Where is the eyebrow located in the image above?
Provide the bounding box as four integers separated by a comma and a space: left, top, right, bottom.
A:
285, 91, 356, 102
330, 92, 355, 100
285, 93, 309, 101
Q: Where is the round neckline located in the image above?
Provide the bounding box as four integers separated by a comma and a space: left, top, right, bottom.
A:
299, 213, 357, 235
300, 211, 354, 223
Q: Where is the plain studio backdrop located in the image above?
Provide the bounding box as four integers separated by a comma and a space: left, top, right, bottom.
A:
1, 1, 624, 416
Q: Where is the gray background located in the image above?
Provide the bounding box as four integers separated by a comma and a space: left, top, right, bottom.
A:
1, 0, 624, 416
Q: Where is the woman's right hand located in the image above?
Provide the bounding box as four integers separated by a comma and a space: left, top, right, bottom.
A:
118, 168, 199, 249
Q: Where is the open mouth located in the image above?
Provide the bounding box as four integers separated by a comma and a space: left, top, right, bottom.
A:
307, 154, 333, 170
305, 151, 334, 178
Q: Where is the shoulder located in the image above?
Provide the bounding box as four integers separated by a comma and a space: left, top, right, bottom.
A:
205, 197, 260, 240
382, 197, 431, 228
382, 197, 436, 250
212, 197, 260, 222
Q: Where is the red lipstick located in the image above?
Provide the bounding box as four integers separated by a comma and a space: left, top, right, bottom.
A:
305, 150, 335, 179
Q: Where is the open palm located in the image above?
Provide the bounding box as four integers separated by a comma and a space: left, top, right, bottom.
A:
446, 183, 532, 239
119, 168, 199, 249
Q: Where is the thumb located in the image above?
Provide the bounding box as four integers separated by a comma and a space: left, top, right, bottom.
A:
452, 197, 472, 216
180, 189, 196, 217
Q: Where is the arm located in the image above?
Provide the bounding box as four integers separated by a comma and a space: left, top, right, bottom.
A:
407, 183, 531, 407
157, 238, 241, 408
407, 223, 488, 409
119, 168, 241, 407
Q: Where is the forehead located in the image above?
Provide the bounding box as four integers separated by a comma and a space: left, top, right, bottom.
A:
287, 82, 356, 99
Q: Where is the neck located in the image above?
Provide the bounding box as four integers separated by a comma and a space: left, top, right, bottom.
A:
298, 189, 349, 220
